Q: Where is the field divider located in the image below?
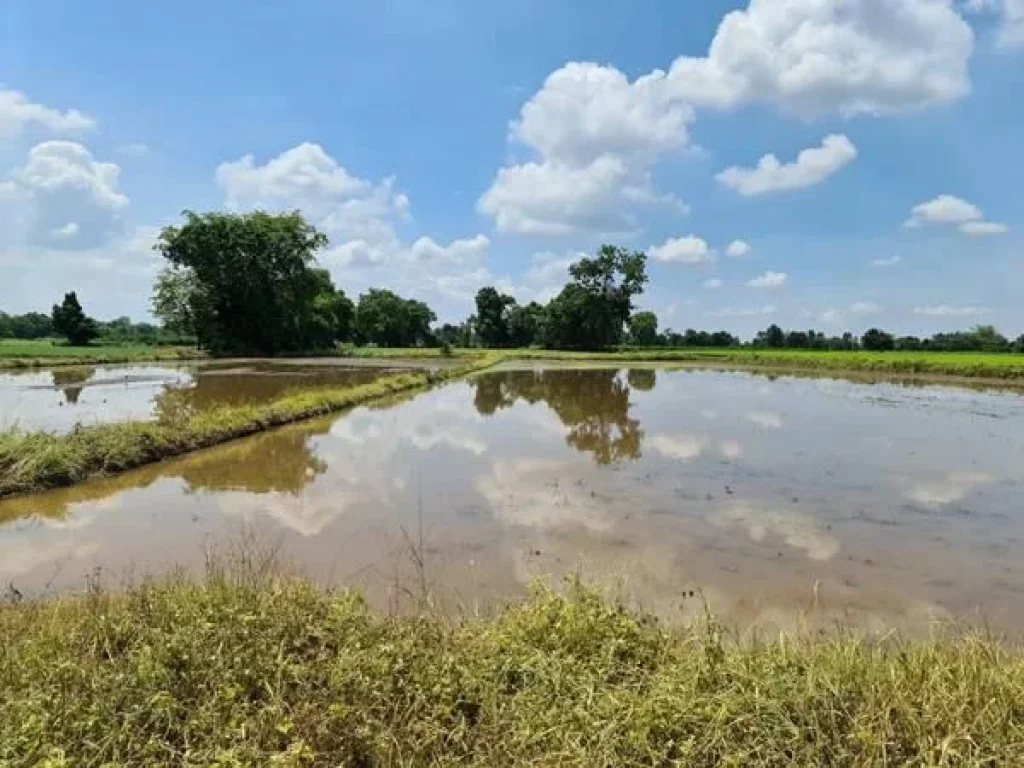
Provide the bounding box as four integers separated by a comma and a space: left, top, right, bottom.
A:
0, 353, 505, 499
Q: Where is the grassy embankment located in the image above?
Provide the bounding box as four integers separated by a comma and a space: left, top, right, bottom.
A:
0, 354, 500, 499
0, 339, 204, 369
2, 572, 1022, 766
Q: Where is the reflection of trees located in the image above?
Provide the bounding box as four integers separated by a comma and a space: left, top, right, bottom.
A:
0, 415, 335, 525
474, 370, 643, 464
51, 366, 95, 405
626, 369, 656, 392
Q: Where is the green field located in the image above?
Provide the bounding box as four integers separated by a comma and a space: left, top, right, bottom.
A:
0, 339, 203, 368
2, 574, 1022, 766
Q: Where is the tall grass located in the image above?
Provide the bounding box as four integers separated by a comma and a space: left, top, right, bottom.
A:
2, 573, 1023, 765
0, 355, 501, 498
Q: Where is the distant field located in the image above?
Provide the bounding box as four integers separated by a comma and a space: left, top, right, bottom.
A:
0, 339, 203, 367
340, 346, 1024, 379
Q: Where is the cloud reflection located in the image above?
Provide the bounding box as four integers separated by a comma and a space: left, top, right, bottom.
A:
906, 471, 994, 507
713, 502, 839, 561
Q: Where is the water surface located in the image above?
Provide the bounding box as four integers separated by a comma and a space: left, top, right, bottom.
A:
0, 360, 410, 432
2, 365, 1023, 634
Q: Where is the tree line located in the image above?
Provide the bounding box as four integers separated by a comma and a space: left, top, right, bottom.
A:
5, 210, 1022, 354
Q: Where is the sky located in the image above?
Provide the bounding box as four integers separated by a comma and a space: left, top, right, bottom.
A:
0, 0, 1021, 338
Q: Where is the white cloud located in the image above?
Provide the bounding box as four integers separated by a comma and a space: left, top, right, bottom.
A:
215, 143, 493, 316
4, 141, 129, 249
708, 304, 777, 318
480, 0, 973, 236
958, 220, 1008, 235
905, 194, 982, 226
725, 239, 751, 257
747, 270, 787, 288
967, 0, 1024, 47
716, 135, 857, 196
720, 440, 742, 459
904, 194, 1007, 234
703, 277, 724, 290
0, 88, 95, 138
650, 235, 715, 264
913, 304, 991, 316
849, 301, 881, 315
665, 0, 973, 116
713, 502, 838, 561
870, 255, 902, 267
820, 309, 844, 326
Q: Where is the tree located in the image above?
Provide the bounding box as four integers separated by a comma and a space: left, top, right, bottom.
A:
51, 292, 98, 345
152, 266, 213, 345
508, 302, 545, 348
354, 289, 436, 347
306, 268, 355, 348
755, 324, 785, 348
154, 210, 331, 354
628, 311, 659, 346
474, 287, 516, 347
861, 327, 895, 351
544, 245, 648, 350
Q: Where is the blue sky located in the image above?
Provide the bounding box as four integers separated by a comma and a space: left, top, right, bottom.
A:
1, 0, 1021, 337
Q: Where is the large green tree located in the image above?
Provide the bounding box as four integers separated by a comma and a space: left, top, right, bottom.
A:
153, 210, 351, 353
51, 292, 98, 345
544, 246, 648, 350
354, 289, 436, 347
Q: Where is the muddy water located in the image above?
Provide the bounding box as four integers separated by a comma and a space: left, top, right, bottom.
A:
3, 365, 1024, 635
0, 361, 411, 433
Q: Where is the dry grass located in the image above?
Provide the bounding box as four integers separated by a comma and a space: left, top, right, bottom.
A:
2, 571, 1023, 766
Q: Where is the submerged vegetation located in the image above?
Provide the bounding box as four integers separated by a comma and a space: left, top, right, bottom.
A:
2, 574, 1023, 766
0, 355, 499, 498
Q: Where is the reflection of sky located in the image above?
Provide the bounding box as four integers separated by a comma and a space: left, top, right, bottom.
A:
4, 367, 1024, 632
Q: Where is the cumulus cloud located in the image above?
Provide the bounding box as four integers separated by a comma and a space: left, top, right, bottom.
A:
904, 194, 1007, 234
216, 143, 493, 315
725, 239, 751, 257
703, 277, 724, 290
0, 88, 95, 138
913, 305, 991, 317
3, 141, 129, 249
849, 301, 881, 315
966, 0, 1024, 48
480, 0, 973, 235
747, 270, 787, 288
649, 235, 715, 264
665, 0, 973, 116
716, 135, 857, 196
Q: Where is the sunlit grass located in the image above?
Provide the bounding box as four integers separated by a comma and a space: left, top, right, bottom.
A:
2, 571, 1023, 766
0, 339, 203, 368
0, 355, 501, 498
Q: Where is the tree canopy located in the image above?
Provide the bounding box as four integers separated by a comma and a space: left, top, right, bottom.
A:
51, 292, 98, 346
354, 289, 436, 347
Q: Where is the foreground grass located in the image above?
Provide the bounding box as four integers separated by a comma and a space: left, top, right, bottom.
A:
0, 355, 500, 498
2, 577, 1023, 766
0, 339, 203, 369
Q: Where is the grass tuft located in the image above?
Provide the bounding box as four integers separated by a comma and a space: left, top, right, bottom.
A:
2, 576, 1023, 765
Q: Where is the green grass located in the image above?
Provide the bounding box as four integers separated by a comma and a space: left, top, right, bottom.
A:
0, 339, 204, 368
3, 573, 1023, 766
0, 354, 501, 498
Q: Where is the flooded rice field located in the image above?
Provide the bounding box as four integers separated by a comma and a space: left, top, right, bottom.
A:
3, 363, 1024, 634
0, 359, 420, 433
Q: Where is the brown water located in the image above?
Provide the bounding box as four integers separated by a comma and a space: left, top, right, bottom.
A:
0, 361, 410, 433
3, 364, 1024, 635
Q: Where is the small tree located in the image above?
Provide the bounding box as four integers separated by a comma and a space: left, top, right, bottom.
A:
628, 311, 659, 346
861, 328, 895, 351
51, 292, 98, 345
